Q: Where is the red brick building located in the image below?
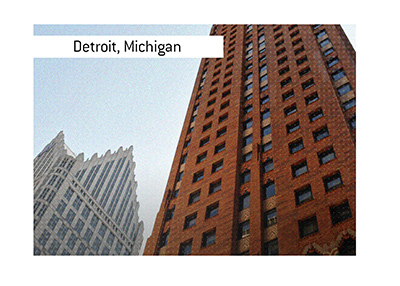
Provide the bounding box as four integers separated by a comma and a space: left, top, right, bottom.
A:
144, 24, 356, 255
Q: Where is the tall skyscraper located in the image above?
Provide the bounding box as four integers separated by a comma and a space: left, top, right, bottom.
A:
144, 24, 355, 255
34, 131, 144, 255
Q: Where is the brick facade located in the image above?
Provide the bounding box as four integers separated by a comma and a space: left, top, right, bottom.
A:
144, 24, 356, 255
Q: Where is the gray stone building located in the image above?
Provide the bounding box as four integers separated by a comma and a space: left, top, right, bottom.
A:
34, 131, 144, 255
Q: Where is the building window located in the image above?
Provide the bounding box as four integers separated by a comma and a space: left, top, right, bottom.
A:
57, 224, 68, 240
98, 223, 107, 238
292, 160, 308, 178
277, 56, 288, 65
330, 201, 352, 225
331, 68, 346, 81
243, 118, 253, 130
319, 38, 331, 47
296, 55, 308, 66
100, 246, 109, 255
245, 82, 253, 91
275, 39, 284, 47
81, 205, 90, 220
179, 240, 192, 255
65, 209, 76, 225
107, 232, 115, 246
92, 237, 102, 252
349, 114, 356, 129
245, 73, 253, 81
286, 120, 300, 134
38, 229, 51, 246
284, 104, 297, 116
84, 228, 93, 244
299, 66, 311, 77
318, 147, 336, 165
323, 172, 343, 191
207, 98, 216, 106
260, 84, 269, 93
64, 187, 73, 201
259, 64, 267, 73
327, 57, 339, 67
203, 122, 212, 132
205, 110, 214, 119
172, 189, 179, 198
302, 78, 315, 90
56, 201, 67, 215
212, 160, 224, 173
290, 30, 300, 38
299, 216, 319, 238
184, 213, 197, 229
189, 190, 201, 205
244, 93, 253, 101
184, 138, 191, 148
90, 215, 99, 229
242, 134, 253, 147
165, 206, 175, 221
220, 101, 230, 110
313, 126, 329, 141
206, 202, 219, 219
48, 240, 61, 255
261, 108, 270, 120
72, 197, 82, 211
309, 108, 324, 122
191, 115, 197, 123
222, 90, 231, 97
209, 179, 222, 194
289, 138, 304, 154
262, 125, 271, 137
241, 170, 251, 184
282, 89, 294, 101
202, 229, 216, 247
261, 95, 269, 105
159, 228, 170, 248
324, 47, 334, 56
200, 136, 210, 147
239, 192, 250, 211
74, 219, 84, 234
263, 141, 272, 152
260, 74, 268, 82
47, 214, 59, 230
196, 152, 207, 164
292, 38, 302, 46
295, 185, 313, 205
263, 158, 274, 173
343, 98, 356, 110
180, 153, 188, 165
280, 77, 292, 88
294, 46, 305, 55
264, 208, 277, 227
217, 127, 227, 138
337, 83, 352, 96
177, 171, 183, 182
263, 239, 279, 255
263, 180, 275, 199
277, 47, 286, 56
242, 151, 252, 162
315, 29, 327, 38
279, 66, 290, 76
305, 92, 319, 105
238, 220, 250, 239
244, 104, 253, 114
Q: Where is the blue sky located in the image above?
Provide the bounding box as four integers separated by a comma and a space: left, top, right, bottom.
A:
34, 24, 355, 253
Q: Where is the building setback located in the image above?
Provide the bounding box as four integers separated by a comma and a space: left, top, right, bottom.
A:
144, 24, 355, 255
34, 131, 144, 255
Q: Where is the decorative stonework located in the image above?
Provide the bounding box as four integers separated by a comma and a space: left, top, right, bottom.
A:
302, 229, 356, 255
